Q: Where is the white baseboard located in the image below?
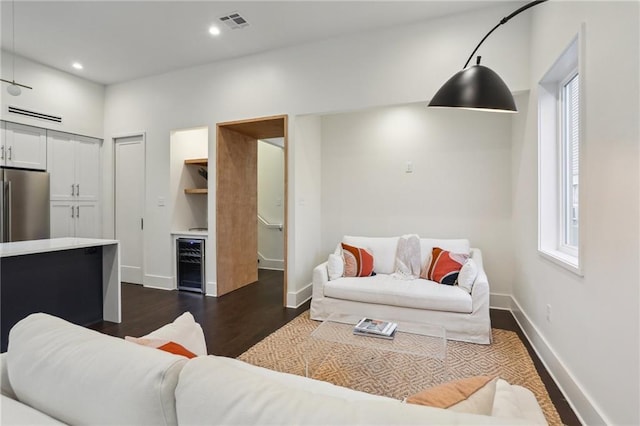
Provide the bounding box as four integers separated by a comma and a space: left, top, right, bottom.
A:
258, 266, 285, 271
489, 292, 512, 310
258, 252, 284, 271
121, 265, 143, 284
286, 283, 312, 308
143, 274, 174, 290
205, 281, 217, 297
510, 296, 606, 425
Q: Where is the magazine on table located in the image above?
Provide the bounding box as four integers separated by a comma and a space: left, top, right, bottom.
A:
353, 317, 398, 339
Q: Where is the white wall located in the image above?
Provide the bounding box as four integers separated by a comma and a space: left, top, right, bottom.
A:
102, 3, 530, 296
512, 2, 639, 425
0, 52, 104, 138
257, 139, 285, 270
320, 103, 513, 295
290, 115, 323, 306
170, 127, 208, 231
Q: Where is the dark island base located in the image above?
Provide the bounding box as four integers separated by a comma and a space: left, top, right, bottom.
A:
1, 246, 103, 351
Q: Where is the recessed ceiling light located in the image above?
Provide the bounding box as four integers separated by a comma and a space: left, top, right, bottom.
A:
208, 26, 221, 36
72, 62, 83, 70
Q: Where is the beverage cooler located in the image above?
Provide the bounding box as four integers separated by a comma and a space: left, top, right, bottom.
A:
176, 238, 205, 293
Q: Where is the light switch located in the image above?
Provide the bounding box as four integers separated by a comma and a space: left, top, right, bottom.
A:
405, 161, 413, 173
276, 197, 282, 206
157, 197, 166, 207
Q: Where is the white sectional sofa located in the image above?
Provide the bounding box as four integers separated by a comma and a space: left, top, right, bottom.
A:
311, 236, 492, 344
0, 313, 548, 425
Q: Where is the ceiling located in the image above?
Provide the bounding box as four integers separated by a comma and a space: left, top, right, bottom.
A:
0, 1, 521, 86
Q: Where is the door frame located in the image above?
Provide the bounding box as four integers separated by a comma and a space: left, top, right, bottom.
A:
113, 132, 146, 285
216, 115, 288, 305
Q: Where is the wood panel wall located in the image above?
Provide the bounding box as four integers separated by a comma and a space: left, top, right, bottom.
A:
216, 115, 287, 300
216, 126, 258, 296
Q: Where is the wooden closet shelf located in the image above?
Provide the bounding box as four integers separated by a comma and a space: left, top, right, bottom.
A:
184, 188, 208, 194
184, 158, 208, 166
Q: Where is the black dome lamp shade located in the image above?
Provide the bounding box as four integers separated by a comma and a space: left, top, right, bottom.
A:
428, 0, 548, 113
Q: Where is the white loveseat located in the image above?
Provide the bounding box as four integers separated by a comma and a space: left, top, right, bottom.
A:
0, 313, 548, 425
311, 236, 492, 344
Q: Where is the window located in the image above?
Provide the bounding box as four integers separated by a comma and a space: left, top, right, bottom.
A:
538, 33, 582, 275
561, 72, 579, 253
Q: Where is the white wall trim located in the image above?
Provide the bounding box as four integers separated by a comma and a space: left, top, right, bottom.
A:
510, 296, 607, 426
258, 251, 284, 271
286, 282, 312, 308
489, 292, 512, 310
205, 281, 217, 297
143, 274, 174, 290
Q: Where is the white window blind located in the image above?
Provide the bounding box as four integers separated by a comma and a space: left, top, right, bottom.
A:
562, 74, 579, 249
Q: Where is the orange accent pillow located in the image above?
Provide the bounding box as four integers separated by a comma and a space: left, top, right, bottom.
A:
125, 337, 197, 359
420, 247, 469, 285
341, 243, 374, 277
406, 376, 498, 415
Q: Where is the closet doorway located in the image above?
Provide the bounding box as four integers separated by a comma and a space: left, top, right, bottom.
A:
216, 115, 288, 305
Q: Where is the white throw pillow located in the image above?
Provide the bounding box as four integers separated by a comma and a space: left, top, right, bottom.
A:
457, 258, 478, 293
143, 312, 207, 356
327, 254, 344, 280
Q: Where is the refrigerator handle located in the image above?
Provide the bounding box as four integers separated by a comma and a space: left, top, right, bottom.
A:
5, 181, 11, 242
0, 181, 4, 242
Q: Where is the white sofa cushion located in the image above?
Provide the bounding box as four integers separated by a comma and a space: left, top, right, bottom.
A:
7, 313, 187, 426
324, 274, 473, 313
420, 238, 471, 264
175, 356, 529, 425
1, 395, 66, 425
342, 236, 399, 274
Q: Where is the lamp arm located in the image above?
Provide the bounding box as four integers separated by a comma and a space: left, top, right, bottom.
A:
0, 78, 32, 90
462, 0, 548, 69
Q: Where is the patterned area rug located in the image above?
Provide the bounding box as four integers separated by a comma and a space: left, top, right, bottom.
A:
239, 311, 562, 426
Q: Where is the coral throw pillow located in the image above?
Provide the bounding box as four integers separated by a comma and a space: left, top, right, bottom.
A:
406, 376, 498, 415
341, 243, 374, 277
125, 337, 197, 359
421, 247, 469, 285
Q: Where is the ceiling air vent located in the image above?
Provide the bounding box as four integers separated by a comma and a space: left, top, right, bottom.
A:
8, 106, 62, 123
219, 12, 249, 29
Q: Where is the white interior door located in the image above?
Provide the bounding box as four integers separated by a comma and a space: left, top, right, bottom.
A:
115, 135, 145, 285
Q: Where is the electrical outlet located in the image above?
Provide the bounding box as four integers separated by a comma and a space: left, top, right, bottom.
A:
546, 304, 552, 323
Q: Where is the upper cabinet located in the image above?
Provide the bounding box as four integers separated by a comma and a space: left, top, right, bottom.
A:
1, 122, 47, 170
47, 130, 101, 202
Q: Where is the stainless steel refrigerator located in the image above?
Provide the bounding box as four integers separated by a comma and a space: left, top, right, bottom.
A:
0, 168, 50, 242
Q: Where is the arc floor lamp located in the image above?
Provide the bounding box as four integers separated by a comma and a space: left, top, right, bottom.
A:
428, 0, 548, 113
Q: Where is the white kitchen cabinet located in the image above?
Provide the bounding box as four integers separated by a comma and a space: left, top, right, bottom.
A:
48, 129, 102, 239
50, 201, 76, 238
1, 122, 47, 170
76, 202, 101, 238
47, 130, 101, 202
50, 200, 101, 238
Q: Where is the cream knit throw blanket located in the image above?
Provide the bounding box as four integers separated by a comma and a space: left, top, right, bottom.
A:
393, 234, 421, 279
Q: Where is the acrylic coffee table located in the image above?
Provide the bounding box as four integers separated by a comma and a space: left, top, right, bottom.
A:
304, 313, 448, 398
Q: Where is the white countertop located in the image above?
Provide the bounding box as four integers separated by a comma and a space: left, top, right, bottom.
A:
171, 230, 208, 237
0, 238, 119, 258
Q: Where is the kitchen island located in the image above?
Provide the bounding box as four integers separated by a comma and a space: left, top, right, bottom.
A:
0, 238, 120, 351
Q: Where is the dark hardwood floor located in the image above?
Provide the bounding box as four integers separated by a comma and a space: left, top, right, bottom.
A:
91, 269, 309, 357
91, 270, 579, 425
